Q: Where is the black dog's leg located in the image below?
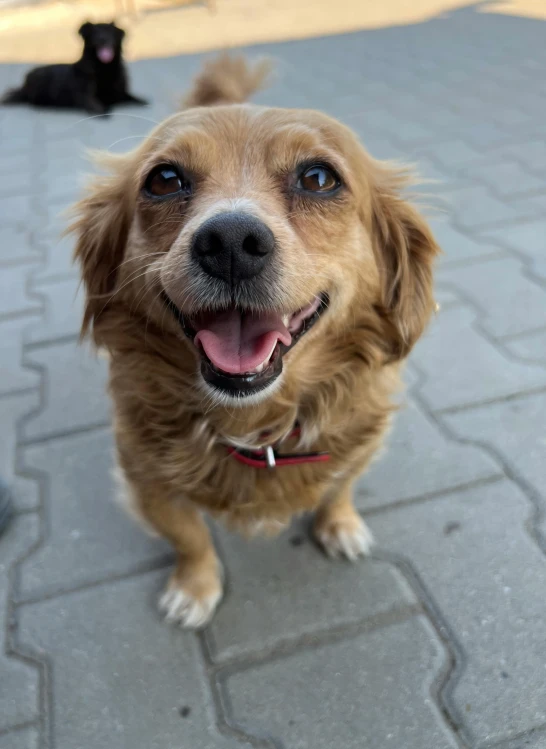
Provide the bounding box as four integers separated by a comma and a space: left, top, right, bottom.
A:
120, 92, 149, 106
75, 92, 109, 116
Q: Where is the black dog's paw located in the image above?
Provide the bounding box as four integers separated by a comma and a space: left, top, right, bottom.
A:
120, 92, 149, 106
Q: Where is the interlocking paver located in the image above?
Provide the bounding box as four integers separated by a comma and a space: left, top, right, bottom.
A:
485, 219, 546, 284
460, 160, 545, 199
0, 227, 40, 266
224, 616, 457, 749
0, 727, 40, 749
369, 480, 546, 745
0, 264, 41, 320
0, 515, 40, 733
444, 392, 546, 538
0, 392, 39, 482
497, 729, 546, 749
358, 397, 501, 510
436, 256, 546, 340
412, 305, 546, 412
0, 194, 39, 232
19, 428, 169, 599
18, 570, 249, 749
21, 341, 109, 442
429, 218, 505, 267
507, 330, 546, 365
208, 524, 416, 663
503, 138, 546, 174
0, 317, 41, 394
32, 231, 76, 283
444, 185, 537, 230
26, 277, 83, 344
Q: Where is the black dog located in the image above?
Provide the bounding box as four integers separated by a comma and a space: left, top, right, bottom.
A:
2, 22, 147, 115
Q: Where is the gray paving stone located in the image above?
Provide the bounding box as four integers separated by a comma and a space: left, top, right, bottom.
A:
444, 185, 535, 230
0, 515, 40, 732
444, 392, 546, 536
224, 616, 457, 749
19, 428, 169, 599
506, 330, 546, 364
208, 525, 415, 663
434, 286, 463, 309
412, 306, 546, 412
0, 158, 37, 197
0, 392, 39, 482
0, 227, 40, 266
436, 256, 546, 339
0, 317, 41, 394
461, 160, 545, 199
18, 570, 247, 749
0, 194, 38, 231
419, 140, 481, 171
485, 219, 546, 284
429, 218, 505, 266
497, 729, 546, 749
0, 264, 41, 320
32, 231, 76, 283
369, 480, 546, 745
26, 277, 83, 344
22, 341, 109, 442
504, 139, 546, 174
0, 727, 39, 749
358, 398, 500, 510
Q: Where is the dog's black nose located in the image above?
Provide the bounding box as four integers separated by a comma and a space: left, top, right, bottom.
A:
192, 212, 275, 285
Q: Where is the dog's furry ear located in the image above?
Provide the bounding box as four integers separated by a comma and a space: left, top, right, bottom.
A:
78, 21, 93, 39
370, 165, 439, 360
110, 20, 125, 37
69, 155, 134, 338
182, 54, 272, 109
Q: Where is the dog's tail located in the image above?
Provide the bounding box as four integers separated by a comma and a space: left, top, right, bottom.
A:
2, 87, 28, 105
182, 54, 271, 109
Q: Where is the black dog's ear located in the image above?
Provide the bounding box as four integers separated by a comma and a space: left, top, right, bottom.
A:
78, 21, 93, 38
110, 20, 125, 37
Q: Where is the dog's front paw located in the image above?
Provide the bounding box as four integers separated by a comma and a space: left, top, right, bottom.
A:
159, 564, 223, 629
313, 511, 373, 561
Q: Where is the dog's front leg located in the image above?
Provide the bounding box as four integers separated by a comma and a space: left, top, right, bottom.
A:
130, 482, 223, 628
313, 473, 373, 561
75, 89, 109, 116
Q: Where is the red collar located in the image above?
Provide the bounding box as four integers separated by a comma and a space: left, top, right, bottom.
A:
227, 424, 330, 469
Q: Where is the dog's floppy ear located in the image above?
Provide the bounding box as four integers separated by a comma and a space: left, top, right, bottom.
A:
110, 20, 125, 38
370, 164, 439, 360
69, 154, 134, 339
78, 21, 93, 39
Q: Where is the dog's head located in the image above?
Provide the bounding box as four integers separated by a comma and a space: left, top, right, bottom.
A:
72, 60, 438, 408
78, 21, 125, 65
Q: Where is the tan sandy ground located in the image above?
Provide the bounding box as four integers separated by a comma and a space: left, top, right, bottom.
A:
0, 0, 544, 63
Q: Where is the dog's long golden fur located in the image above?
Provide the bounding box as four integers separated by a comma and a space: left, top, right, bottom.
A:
72, 56, 439, 628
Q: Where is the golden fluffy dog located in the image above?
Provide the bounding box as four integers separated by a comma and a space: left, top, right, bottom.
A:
72, 55, 439, 628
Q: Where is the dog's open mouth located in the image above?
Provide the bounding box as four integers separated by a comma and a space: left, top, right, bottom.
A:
96, 46, 115, 64
161, 292, 329, 396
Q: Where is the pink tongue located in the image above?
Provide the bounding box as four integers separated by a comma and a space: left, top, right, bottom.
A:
97, 46, 114, 63
194, 309, 292, 375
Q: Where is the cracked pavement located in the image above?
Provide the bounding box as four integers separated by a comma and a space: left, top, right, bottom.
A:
1, 6, 546, 748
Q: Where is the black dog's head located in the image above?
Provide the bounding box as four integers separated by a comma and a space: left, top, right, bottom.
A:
79, 21, 125, 65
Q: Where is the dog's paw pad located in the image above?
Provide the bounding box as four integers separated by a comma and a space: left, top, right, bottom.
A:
159, 583, 222, 629
315, 514, 373, 561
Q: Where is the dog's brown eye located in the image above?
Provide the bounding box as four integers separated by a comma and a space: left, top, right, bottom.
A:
145, 165, 190, 198
297, 165, 339, 193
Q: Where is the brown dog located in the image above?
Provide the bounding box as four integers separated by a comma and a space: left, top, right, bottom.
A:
71, 55, 439, 628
